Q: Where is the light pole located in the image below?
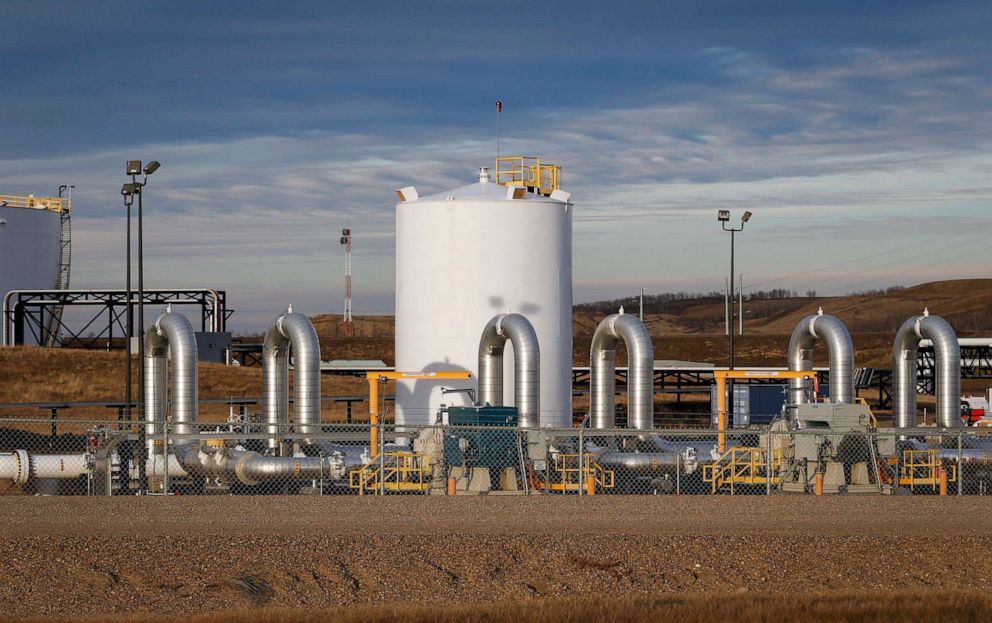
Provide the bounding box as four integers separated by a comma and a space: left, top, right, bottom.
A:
121, 182, 137, 427
122, 160, 160, 494
717, 209, 752, 427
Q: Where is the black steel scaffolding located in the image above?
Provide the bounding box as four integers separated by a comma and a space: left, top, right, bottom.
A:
2, 289, 230, 347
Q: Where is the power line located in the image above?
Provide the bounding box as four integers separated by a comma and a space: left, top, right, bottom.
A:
745, 230, 990, 293
743, 243, 913, 290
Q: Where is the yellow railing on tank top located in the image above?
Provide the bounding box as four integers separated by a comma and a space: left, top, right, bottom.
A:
0, 194, 69, 213
495, 156, 562, 196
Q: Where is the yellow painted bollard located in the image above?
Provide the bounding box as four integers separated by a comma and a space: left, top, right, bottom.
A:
584, 475, 596, 496
814, 472, 824, 497
446, 477, 456, 497
938, 467, 948, 497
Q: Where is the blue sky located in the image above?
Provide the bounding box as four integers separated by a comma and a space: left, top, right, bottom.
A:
1, 1, 989, 329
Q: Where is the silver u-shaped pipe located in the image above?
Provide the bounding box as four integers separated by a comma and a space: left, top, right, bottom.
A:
787, 310, 855, 405
144, 309, 198, 455
263, 307, 321, 450
892, 311, 961, 429
135, 308, 341, 486
478, 313, 541, 428
590, 313, 654, 429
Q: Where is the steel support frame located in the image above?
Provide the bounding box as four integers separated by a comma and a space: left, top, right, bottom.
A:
2, 289, 228, 347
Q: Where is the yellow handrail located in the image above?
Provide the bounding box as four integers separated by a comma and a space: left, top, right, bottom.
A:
900, 449, 955, 490
0, 194, 69, 213
349, 450, 432, 495
703, 446, 782, 494
495, 156, 562, 196
547, 452, 615, 492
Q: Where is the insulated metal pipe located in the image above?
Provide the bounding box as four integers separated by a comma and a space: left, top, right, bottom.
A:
144, 309, 199, 454
173, 443, 337, 486
0, 450, 88, 482
787, 311, 855, 405
893, 311, 961, 429
263, 308, 321, 450
478, 313, 541, 428
594, 451, 680, 470
590, 313, 654, 429
28, 453, 89, 479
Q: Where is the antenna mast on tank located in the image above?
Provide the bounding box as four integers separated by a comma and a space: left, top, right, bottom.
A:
496, 100, 502, 164
339, 227, 353, 335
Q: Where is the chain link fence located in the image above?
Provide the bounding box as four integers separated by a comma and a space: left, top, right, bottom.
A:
2, 412, 991, 497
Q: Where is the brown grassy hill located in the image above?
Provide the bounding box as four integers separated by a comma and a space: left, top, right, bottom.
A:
2, 280, 987, 413
310, 280, 992, 342
590, 280, 992, 335
0, 348, 367, 422
749, 279, 992, 334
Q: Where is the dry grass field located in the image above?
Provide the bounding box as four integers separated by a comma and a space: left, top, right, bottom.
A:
0, 348, 367, 422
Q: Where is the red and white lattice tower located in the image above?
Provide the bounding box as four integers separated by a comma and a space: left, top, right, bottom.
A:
339, 228, 353, 332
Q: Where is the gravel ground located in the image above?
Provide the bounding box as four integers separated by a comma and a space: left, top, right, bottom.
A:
1, 497, 990, 620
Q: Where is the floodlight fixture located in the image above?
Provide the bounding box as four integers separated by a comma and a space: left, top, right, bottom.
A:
143, 161, 161, 175
717, 210, 730, 222
121, 182, 139, 196
126, 160, 142, 176
742, 211, 752, 223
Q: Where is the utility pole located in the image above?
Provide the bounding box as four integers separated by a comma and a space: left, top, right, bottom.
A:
340, 228, 353, 336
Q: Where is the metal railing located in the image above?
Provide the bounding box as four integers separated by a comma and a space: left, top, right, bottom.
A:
495, 156, 562, 196
0, 194, 69, 213
703, 446, 783, 494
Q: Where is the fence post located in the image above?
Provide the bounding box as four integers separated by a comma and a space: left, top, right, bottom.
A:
318, 449, 325, 497
577, 421, 585, 497
766, 425, 772, 496
958, 429, 964, 497
378, 421, 386, 496
163, 415, 170, 495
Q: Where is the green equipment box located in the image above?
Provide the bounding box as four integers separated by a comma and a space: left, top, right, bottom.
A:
443, 405, 519, 468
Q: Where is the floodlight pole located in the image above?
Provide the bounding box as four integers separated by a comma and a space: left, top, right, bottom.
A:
123, 190, 134, 425
720, 212, 749, 429
124, 160, 159, 494
136, 179, 146, 493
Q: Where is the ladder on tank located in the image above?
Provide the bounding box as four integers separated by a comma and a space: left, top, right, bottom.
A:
43, 199, 72, 346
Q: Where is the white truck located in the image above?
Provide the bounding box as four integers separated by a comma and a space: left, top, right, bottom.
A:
961, 387, 992, 426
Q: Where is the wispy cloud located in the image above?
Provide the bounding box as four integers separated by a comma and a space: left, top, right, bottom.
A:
1, 3, 989, 327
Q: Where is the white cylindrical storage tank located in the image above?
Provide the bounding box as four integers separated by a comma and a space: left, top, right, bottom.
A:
0, 202, 60, 299
395, 171, 572, 428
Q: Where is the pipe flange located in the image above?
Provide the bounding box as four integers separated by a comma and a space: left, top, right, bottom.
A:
12, 449, 29, 485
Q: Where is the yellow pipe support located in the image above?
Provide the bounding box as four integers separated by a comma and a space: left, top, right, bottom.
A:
366, 370, 472, 459
716, 375, 727, 453
714, 369, 814, 454
368, 376, 380, 458
584, 474, 596, 496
